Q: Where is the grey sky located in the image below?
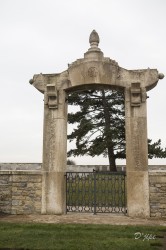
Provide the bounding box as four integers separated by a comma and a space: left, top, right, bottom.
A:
0, 0, 166, 165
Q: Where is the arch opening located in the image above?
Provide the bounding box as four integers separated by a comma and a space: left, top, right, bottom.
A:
66, 84, 126, 172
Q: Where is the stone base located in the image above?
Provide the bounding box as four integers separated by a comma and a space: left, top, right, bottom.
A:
127, 171, 150, 218
41, 171, 66, 215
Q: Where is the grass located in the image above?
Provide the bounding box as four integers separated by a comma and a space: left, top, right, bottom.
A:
0, 222, 165, 250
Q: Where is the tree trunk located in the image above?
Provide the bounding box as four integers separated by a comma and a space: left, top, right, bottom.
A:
108, 147, 117, 171
101, 90, 117, 171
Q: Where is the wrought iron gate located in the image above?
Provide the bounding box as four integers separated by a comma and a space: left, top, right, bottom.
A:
66, 171, 126, 214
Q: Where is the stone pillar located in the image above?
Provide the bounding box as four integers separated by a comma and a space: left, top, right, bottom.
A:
125, 84, 150, 218
41, 88, 67, 214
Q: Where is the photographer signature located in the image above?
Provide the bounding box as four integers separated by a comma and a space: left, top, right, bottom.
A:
134, 232, 156, 241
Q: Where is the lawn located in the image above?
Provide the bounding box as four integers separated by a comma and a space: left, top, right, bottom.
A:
0, 222, 165, 250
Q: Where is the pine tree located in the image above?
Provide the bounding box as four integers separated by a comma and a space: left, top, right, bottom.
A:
148, 139, 166, 159
67, 89, 166, 171
67, 89, 125, 171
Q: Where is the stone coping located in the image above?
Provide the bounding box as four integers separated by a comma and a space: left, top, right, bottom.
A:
0, 169, 165, 175
149, 170, 166, 175
0, 170, 42, 175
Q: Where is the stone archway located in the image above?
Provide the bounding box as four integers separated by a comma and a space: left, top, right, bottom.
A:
30, 30, 164, 218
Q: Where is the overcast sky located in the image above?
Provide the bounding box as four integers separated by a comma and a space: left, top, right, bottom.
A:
0, 0, 166, 165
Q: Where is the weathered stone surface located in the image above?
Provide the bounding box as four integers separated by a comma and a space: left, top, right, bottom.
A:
127, 171, 150, 218
0, 174, 12, 213
29, 31, 164, 217
0, 163, 41, 171
149, 171, 166, 217
42, 172, 66, 214
150, 176, 166, 183
0, 171, 42, 214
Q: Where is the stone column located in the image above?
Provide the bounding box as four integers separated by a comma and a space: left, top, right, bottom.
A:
41, 87, 67, 214
125, 84, 150, 218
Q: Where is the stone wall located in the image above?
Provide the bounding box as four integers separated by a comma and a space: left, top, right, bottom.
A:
149, 170, 166, 218
0, 172, 12, 214
0, 171, 42, 214
0, 166, 166, 217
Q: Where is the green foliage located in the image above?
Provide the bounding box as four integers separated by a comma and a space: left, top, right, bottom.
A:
148, 139, 166, 159
68, 89, 125, 170
67, 159, 76, 165
67, 89, 166, 168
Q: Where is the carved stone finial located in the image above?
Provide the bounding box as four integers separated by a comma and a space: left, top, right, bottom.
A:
29, 79, 34, 84
158, 73, 164, 79
89, 30, 100, 48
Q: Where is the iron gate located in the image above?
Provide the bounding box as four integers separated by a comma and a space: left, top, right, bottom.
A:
66, 171, 126, 214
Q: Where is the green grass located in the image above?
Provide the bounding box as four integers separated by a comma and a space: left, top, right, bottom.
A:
0, 222, 165, 250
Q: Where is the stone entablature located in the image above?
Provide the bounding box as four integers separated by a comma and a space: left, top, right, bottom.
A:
0, 171, 41, 215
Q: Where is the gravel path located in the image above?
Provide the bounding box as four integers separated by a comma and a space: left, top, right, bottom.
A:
0, 213, 166, 226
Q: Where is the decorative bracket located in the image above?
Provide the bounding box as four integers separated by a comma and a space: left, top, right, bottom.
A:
45, 84, 58, 109
130, 82, 147, 107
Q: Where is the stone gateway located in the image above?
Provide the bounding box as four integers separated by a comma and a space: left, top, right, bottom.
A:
29, 30, 164, 217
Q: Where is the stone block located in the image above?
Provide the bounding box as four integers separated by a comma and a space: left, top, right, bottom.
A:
160, 198, 166, 203
12, 182, 27, 188
0, 179, 9, 185
12, 200, 19, 206
149, 187, 159, 192
160, 186, 166, 191
35, 190, 42, 196
150, 176, 166, 184
27, 183, 34, 188
160, 204, 166, 209
12, 187, 17, 192
12, 175, 28, 182
155, 184, 162, 188
11, 210, 17, 215
28, 176, 42, 183
150, 213, 157, 217
155, 212, 162, 217
12, 192, 23, 196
